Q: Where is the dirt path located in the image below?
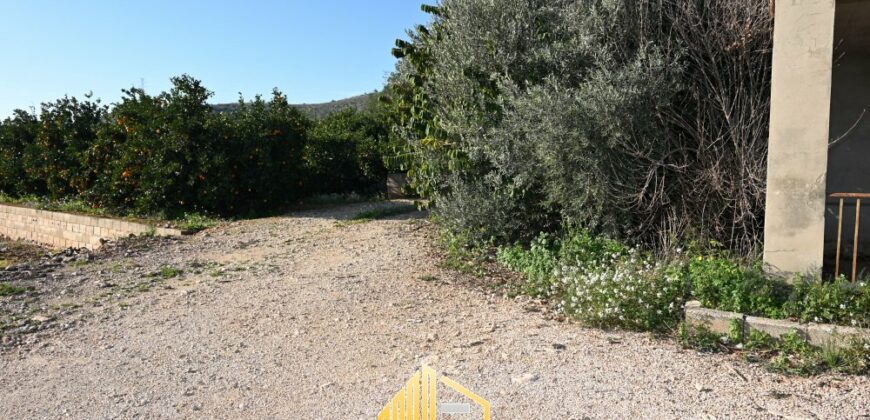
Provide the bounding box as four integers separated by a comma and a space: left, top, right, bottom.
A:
0, 202, 867, 419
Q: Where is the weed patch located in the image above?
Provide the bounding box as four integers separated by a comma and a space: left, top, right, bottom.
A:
145, 266, 183, 280
678, 322, 868, 376
0, 283, 26, 297
175, 213, 220, 233
158, 266, 183, 279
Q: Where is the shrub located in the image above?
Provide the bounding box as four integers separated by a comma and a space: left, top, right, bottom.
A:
305, 108, 390, 196
213, 91, 308, 215
499, 230, 689, 331
498, 229, 870, 333
0, 75, 390, 219
435, 175, 551, 246
498, 234, 560, 298
390, 0, 774, 255
34, 95, 107, 198
784, 278, 870, 328
88, 76, 222, 215
0, 110, 40, 196
558, 255, 688, 331
688, 256, 869, 327
688, 256, 790, 318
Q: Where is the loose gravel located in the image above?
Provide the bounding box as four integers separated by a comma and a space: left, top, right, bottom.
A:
0, 202, 867, 419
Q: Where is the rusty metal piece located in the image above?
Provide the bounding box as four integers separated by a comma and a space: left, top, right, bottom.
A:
853, 199, 861, 283
836, 198, 844, 278
830, 193, 870, 199
829, 193, 866, 282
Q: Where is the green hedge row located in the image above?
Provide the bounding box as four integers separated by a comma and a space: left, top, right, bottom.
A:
0, 75, 391, 217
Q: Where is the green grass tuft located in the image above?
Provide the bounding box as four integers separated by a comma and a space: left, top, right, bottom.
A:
0, 283, 27, 297
159, 266, 183, 279
175, 213, 220, 233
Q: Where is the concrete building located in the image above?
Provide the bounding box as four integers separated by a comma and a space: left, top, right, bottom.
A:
764, 0, 870, 278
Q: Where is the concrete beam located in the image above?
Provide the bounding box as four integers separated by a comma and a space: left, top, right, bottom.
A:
763, 0, 837, 276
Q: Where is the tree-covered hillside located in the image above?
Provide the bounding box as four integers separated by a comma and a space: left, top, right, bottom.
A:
213, 92, 378, 120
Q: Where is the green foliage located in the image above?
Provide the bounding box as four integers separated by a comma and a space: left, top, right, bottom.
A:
689, 256, 790, 318
0, 192, 108, 217
497, 229, 870, 335
153, 266, 182, 280
434, 175, 551, 245
89, 76, 309, 216
688, 255, 868, 328
0, 97, 106, 199
743, 328, 775, 351
305, 109, 391, 195
175, 213, 220, 233
388, 0, 774, 256
438, 227, 491, 277
678, 323, 728, 353
784, 277, 869, 328
0, 75, 393, 219
679, 324, 868, 376
0, 283, 27, 297
770, 331, 852, 376
211, 91, 308, 215
0, 110, 40, 195
498, 234, 560, 298
499, 230, 689, 331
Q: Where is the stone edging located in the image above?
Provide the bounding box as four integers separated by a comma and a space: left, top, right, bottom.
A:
0, 203, 182, 250
684, 301, 869, 349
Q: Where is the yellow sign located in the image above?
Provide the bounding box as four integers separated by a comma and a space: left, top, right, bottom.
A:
378, 364, 491, 420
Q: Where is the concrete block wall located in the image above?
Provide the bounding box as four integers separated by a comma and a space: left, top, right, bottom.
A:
685, 301, 869, 349
0, 203, 181, 250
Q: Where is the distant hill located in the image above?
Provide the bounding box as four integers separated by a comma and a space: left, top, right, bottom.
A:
212, 92, 379, 120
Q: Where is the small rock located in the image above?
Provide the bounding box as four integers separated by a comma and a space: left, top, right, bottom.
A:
552, 343, 566, 350
511, 373, 540, 385
31, 315, 51, 323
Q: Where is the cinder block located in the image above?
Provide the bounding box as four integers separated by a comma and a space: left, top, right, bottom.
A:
745, 316, 807, 341
805, 323, 870, 347
684, 301, 744, 333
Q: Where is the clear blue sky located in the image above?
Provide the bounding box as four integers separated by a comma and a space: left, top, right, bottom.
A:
0, 0, 429, 117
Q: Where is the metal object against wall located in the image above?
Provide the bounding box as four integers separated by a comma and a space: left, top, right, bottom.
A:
830, 192, 869, 282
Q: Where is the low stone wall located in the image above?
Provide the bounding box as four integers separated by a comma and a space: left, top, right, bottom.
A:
0, 204, 181, 250
685, 301, 869, 349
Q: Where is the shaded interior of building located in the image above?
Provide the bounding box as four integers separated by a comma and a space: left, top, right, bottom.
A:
823, 0, 870, 279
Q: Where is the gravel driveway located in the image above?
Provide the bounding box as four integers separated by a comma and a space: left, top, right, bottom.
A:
0, 202, 867, 419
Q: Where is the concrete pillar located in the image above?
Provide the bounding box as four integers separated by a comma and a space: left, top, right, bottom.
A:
763, 0, 837, 276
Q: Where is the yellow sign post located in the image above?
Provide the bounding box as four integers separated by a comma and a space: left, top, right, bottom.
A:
378, 364, 491, 420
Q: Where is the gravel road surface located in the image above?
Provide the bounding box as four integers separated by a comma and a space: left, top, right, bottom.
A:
0, 202, 867, 419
